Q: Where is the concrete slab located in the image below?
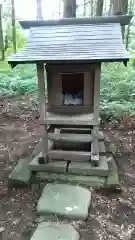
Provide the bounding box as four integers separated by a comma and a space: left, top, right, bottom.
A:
29, 155, 67, 173
106, 156, 120, 189
68, 156, 108, 177
8, 140, 42, 185
31, 222, 80, 240
8, 139, 52, 185
35, 172, 105, 188
9, 158, 31, 184
36, 183, 91, 220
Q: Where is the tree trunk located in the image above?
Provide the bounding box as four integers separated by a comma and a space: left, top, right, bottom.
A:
90, 0, 94, 16
111, 0, 128, 15
11, 0, 16, 53
36, 0, 43, 20
125, 0, 133, 49
121, 0, 128, 40
96, 0, 104, 16
59, 0, 61, 18
110, 0, 128, 40
83, 0, 87, 16
63, 0, 76, 18
109, 0, 114, 15
0, 4, 4, 60
104, 0, 108, 14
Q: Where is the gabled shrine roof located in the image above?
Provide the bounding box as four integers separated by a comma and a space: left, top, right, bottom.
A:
8, 15, 132, 66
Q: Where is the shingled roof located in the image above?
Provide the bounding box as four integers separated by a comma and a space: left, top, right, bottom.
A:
8, 15, 132, 66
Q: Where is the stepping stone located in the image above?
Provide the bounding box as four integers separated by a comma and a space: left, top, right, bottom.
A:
31, 222, 80, 240
36, 183, 91, 220
9, 157, 31, 185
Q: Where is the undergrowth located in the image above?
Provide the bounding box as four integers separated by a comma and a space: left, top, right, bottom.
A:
101, 62, 135, 120
0, 62, 37, 97
0, 60, 135, 120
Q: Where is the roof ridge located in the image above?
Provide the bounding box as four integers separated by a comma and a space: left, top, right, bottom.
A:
20, 15, 132, 29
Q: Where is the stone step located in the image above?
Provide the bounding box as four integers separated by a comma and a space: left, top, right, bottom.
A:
30, 155, 119, 190
32, 172, 105, 189
36, 183, 91, 220
30, 222, 80, 240
29, 155, 109, 177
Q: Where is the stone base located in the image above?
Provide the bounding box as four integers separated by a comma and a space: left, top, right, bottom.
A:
31, 222, 80, 240
36, 183, 91, 220
29, 154, 109, 177
31, 155, 120, 190
34, 172, 105, 189
68, 156, 108, 177
29, 154, 67, 173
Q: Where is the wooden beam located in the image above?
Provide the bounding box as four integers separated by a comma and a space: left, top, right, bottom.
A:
99, 141, 106, 155
47, 124, 93, 129
38, 139, 54, 164
94, 64, 101, 122
84, 71, 93, 106
48, 150, 91, 162
48, 133, 104, 142
61, 128, 91, 134
41, 112, 100, 126
20, 15, 133, 29
50, 70, 62, 106
37, 63, 48, 161
47, 106, 93, 113
91, 128, 100, 166
49, 133, 92, 142
41, 118, 99, 126
47, 64, 95, 75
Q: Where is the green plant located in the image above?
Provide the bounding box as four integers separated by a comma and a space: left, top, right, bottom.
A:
100, 62, 135, 119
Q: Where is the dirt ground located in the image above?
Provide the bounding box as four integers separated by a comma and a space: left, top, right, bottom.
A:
0, 94, 135, 240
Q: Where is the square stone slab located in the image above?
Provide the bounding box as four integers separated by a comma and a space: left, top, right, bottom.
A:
36, 183, 91, 220
31, 222, 80, 240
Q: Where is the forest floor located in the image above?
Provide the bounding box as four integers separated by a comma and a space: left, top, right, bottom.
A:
0, 94, 135, 240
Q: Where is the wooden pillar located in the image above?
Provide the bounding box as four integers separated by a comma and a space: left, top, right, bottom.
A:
93, 64, 101, 122
84, 72, 93, 106
36, 63, 48, 162
91, 64, 101, 166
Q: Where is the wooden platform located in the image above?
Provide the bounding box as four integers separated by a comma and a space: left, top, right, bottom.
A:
41, 112, 100, 126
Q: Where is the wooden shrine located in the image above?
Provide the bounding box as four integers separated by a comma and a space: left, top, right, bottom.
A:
42, 62, 101, 165
8, 16, 131, 176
